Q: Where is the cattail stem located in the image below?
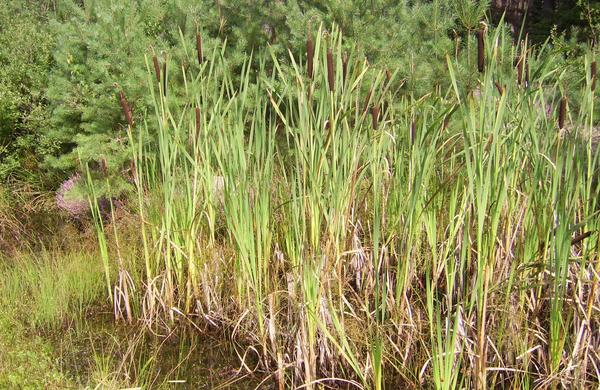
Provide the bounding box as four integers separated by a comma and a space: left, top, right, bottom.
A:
119, 90, 133, 127
371, 105, 379, 130
558, 96, 567, 130
477, 28, 485, 73
190, 106, 201, 147
196, 32, 203, 65
327, 49, 335, 92
307, 35, 314, 79
195, 106, 201, 142
152, 56, 161, 83
591, 61, 597, 91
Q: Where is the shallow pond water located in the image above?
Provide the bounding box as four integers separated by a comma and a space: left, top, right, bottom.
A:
53, 312, 273, 389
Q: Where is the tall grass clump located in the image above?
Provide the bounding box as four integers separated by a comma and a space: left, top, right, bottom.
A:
0, 250, 106, 328
87, 24, 600, 388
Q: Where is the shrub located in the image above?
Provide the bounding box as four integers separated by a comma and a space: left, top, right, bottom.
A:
0, 2, 56, 183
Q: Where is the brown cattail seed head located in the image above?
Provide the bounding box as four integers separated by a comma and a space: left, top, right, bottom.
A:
196, 32, 203, 65
494, 81, 504, 95
386, 69, 392, 84
371, 105, 379, 130
162, 59, 167, 96
152, 56, 161, 83
558, 96, 567, 130
327, 49, 335, 92
410, 120, 417, 145
591, 61, 597, 91
477, 28, 485, 73
119, 90, 133, 127
516, 56, 524, 86
342, 51, 349, 84
307, 35, 314, 79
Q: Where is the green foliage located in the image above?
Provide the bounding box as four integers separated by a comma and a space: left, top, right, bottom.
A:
0, 249, 107, 388
46, 1, 153, 176
199, 0, 460, 94
526, 0, 600, 44
35, 0, 471, 190
0, 3, 56, 182
0, 250, 106, 328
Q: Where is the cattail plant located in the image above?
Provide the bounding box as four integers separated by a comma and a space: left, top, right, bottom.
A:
307, 33, 314, 79
477, 27, 485, 73
371, 105, 379, 130
119, 90, 133, 127
90, 25, 600, 389
558, 96, 567, 129
591, 61, 597, 91
327, 48, 334, 92
152, 55, 161, 83
196, 31, 203, 65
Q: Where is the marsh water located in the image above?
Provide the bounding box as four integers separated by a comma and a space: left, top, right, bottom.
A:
53, 312, 271, 389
